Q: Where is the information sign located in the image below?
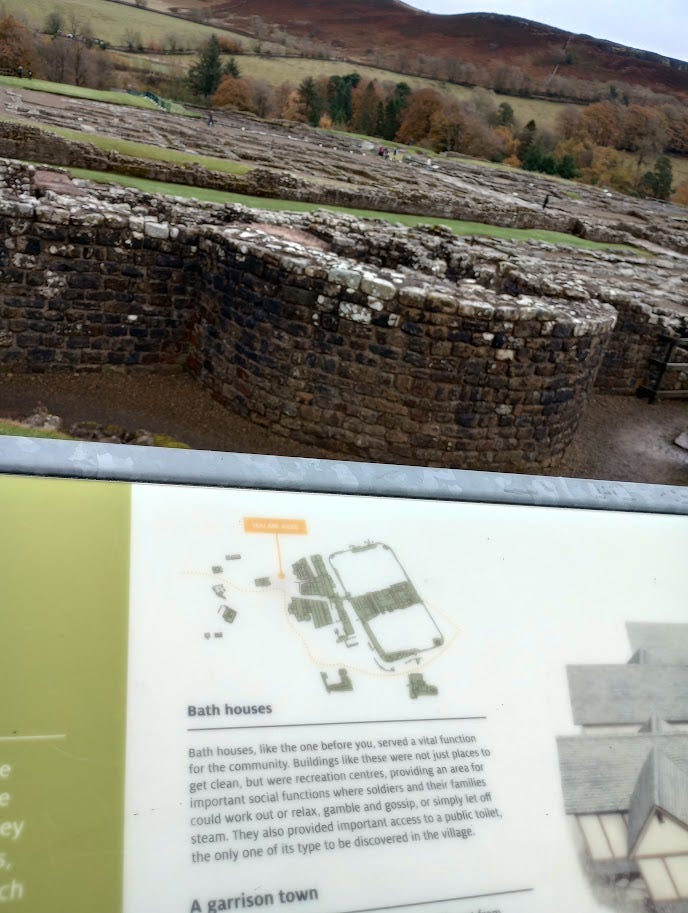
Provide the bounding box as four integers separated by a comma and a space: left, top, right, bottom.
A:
1, 450, 687, 913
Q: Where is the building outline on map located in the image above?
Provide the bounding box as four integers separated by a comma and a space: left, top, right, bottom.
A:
206, 535, 450, 701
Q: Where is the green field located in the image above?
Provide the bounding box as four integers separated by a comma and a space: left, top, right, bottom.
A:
65, 166, 637, 252
4, 0, 248, 50
0, 74, 165, 108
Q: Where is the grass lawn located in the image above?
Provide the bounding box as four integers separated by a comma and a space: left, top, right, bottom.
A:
3, 0, 247, 50
0, 419, 72, 440
0, 114, 251, 174
66, 166, 638, 252
0, 75, 164, 109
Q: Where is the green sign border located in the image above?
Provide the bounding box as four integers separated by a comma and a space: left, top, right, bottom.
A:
0, 476, 131, 913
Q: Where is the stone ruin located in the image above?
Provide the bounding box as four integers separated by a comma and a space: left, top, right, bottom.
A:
0, 160, 686, 472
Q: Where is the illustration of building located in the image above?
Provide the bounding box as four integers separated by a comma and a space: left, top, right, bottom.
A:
557, 624, 688, 911
288, 542, 444, 670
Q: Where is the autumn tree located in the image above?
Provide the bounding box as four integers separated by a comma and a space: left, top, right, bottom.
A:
213, 75, 254, 113
273, 82, 296, 118
39, 37, 70, 82
0, 16, 39, 74
37, 36, 111, 87
556, 105, 583, 141
396, 88, 444, 145
250, 79, 277, 118
581, 146, 636, 194
660, 104, 688, 155
428, 99, 464, 152
469, 87, 498, 125
623, 105, 668, 167
495, 126, 521, 166
282, 87, 307, 122
580, 101, 624, 148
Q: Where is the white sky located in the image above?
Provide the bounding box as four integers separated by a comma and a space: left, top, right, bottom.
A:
402, 1, 688, 62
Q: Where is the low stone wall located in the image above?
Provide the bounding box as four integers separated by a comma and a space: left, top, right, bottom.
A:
0, 164, 620, 472
0, 123, 636, 245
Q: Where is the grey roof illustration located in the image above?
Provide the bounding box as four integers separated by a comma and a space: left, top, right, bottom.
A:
557, 734, 688, 814
627, 747, 688, 854
559, 623, 688, 913
639, 714, 674, 734
567, 664, 688, 725
627, 624, 688, 666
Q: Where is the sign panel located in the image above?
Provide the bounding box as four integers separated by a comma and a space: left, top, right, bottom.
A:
1, 472, 687, 913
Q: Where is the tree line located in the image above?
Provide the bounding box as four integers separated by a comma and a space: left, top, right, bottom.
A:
187, 35, 685, 200
0, 13, 113, 88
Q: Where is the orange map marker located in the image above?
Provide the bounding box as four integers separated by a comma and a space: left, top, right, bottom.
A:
243, 517, 308, 579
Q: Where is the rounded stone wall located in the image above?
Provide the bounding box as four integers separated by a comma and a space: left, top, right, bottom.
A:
190, 225, 615, 470
0, 165, 622, 472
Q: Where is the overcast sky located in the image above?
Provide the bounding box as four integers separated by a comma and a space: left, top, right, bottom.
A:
402, 1, 687, 61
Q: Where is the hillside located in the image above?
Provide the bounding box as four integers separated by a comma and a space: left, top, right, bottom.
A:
201, 0, 688, 98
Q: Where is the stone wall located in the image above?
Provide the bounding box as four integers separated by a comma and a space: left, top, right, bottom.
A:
0, 123, 645, 247
189, 227, 614, 468
0, 211, 197, 372
593, 295, 688, 394
307, 216, 687, 397
0, 164, 621, 472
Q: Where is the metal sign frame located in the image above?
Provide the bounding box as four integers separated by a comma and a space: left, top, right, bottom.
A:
0, 436, 686, 515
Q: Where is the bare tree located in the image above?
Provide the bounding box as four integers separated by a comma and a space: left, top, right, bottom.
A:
39, 36, 70, 82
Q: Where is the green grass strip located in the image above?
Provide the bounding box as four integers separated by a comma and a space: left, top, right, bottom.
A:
0, 75, 173, 110
0, 420, 73, 440
65, 166, 636, 252
0, 419, 189, 447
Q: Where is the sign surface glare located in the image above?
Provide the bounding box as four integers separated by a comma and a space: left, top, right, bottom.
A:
1, 470, 686, 913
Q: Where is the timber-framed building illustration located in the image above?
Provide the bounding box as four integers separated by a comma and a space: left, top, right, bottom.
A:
558, 624, 688, 911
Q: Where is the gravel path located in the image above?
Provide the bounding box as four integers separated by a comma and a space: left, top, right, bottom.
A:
1, 372, 686, 486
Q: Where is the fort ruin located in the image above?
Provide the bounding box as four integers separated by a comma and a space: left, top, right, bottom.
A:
0, 159, 686, 472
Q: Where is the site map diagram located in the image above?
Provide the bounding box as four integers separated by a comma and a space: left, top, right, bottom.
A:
203, 518, 453, 700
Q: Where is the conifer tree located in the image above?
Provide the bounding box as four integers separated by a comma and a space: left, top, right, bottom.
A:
188, 35, 222, 98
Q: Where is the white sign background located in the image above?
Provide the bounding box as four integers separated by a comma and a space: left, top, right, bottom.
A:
123, 484, 687, 913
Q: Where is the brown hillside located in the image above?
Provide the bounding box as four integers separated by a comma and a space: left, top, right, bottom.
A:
201, 0, 688, 97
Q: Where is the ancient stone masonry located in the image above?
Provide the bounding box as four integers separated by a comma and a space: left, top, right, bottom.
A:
187, 227, 614, 469
0, 160, 686, 471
